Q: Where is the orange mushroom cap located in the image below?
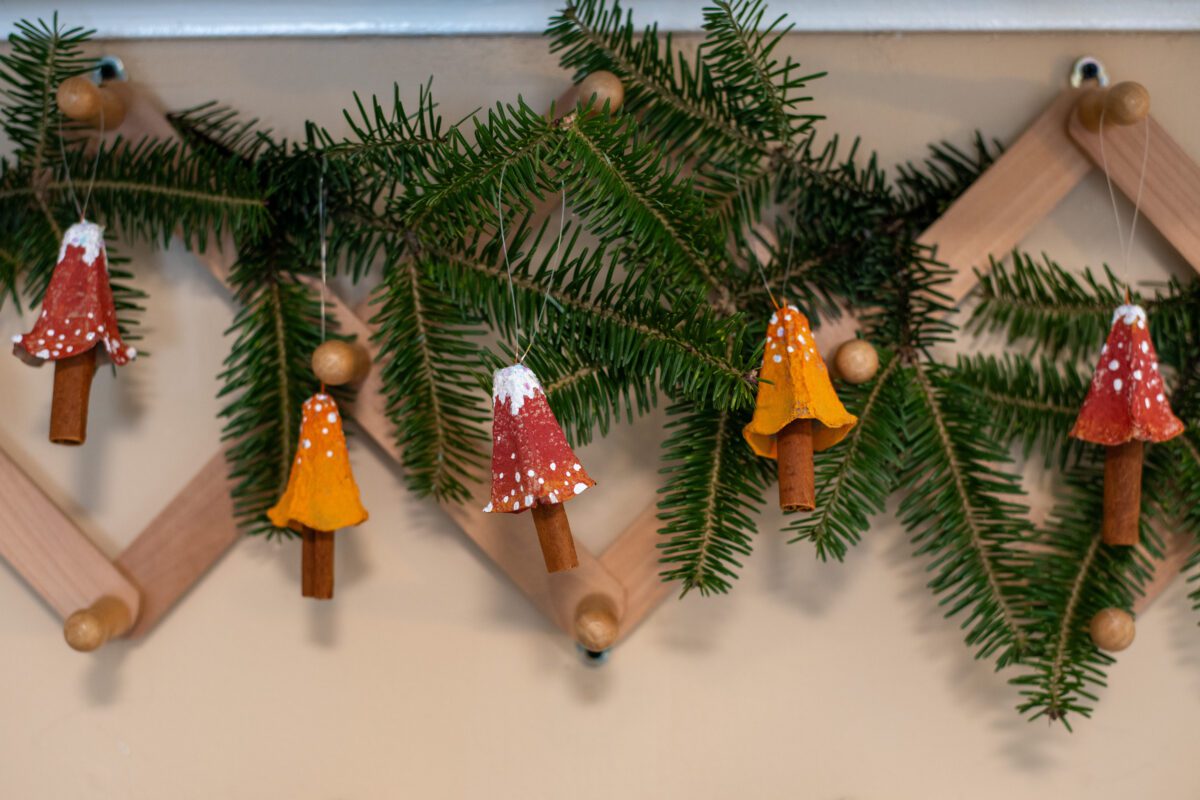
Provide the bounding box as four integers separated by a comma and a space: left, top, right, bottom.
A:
743, 305, 857, 458
268, 393, 368, 533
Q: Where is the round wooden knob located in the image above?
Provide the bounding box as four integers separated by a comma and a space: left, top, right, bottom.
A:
56, 75, 126, 129
312, 340, 370, 386
1104, 82, 1150, 126
57, 75, 102, 121
833, 339, 879, 384
1076, 89, 1107, 133
574, 594, 619, 653
576, 71, 624, 113
64, 596, 133, 652
1089, 608, 1135, 652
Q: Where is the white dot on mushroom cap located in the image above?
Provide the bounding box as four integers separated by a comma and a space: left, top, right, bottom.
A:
322, 428, 328, 434
524, 495, 533, 506
1141, 342, 1150, 354
549, 492, 558, 503
512, 500, 520, 510
1109, 360, 1120, 371
1157, 393, 1165, 402
773, 354, 782, 363
326, 450, 333, 458
46, 329, 54, 336
776, 327, 784, 337
483, 502, 493, 512
74, 329, 80, 335
86, 312, 92, 319
499, 472, 504, 479
550, 462, 557, 470
327, 412, 336, 423
314, 404, 322, 412
303, 438, 311, 449
66, 346, 72, 353
797, 334, 806, 345
9, 335, 19, 344
1153, 362, 1159, 371
538, 477, 545, 484
511, 452, 517, 460
573, 463, 581, 470
1114, 378, 1124, 391
97, 325, 104, 332
1145, 398, 1151, 409
1101, 344, 1108, 354
573, 482, 588, 495
85, 332, 95, 341
526, 469, 534, 477
1133, 370, 1143, 380
787, 346, 794, 353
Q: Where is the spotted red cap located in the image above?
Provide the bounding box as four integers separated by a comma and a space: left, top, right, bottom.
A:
11, 221, 136, 367
484, 364, 595, 513
1071, 304, 1184, 445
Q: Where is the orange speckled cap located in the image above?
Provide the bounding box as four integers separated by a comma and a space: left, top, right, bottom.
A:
743, 305, 857, 458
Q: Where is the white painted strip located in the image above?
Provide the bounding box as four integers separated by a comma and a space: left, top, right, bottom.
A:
6, 0, 1200, 38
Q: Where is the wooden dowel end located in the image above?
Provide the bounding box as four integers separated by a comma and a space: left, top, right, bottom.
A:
64, 595, 133, 652
531, 503, 579, 573
574, 593, 619, 653
1103, 440, 1143, 546
50, 348, 97, 446
301, 527, 335, 599
777, 418, 815, 512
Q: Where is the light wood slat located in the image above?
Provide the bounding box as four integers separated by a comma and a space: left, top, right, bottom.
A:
116, 451, 240, 637
1067, 108, 1200, 275
918, 89, 1092, 302
0, 446, 141, 622
598, 503, 672, 643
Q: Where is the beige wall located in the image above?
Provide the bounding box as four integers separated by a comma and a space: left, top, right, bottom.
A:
1, 30, 1199, 799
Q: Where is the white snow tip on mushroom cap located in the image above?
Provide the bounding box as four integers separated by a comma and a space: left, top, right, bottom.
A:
59, 221, 105, 266
1112, 304, 1147, 327
493, 363, 543, 415
10, 334, 20, 343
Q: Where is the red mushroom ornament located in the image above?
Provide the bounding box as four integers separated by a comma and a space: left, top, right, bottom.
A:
11, 221, 136, 445
484, 363, 595, 573
1071, 304, 1184, 545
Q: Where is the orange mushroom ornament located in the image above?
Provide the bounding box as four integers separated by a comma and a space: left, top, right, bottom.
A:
743, 304, 857, 511
268, 392, 368, 599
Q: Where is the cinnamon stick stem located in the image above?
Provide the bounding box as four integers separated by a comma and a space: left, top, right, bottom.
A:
531, 503, 579, 573
777, 418, 815, 511
301, 526, 335, 599
49, 348, 97, 445
1103, 440, 1143, 546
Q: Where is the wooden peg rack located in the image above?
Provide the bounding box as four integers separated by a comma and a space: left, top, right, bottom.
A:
0, 68, 1198, 656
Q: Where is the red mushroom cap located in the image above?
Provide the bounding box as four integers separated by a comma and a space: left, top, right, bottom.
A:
11, 221, 135, 367
484, 364, 595, 514
1071, 304, 1184, 445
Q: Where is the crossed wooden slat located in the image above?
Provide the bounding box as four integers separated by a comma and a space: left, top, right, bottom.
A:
2, 79, 1198, 653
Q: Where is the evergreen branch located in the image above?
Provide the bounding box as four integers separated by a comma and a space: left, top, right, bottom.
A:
1013, 467, 1157, 728
372, 254, 490, 502
548, 0, 767, 157
702, 0, 820, 144
423, 221, 755, 409
901, 360, 1032, 664
953, 353, 1089, 466
786, 350, 905, 560
657, 400, 770, 594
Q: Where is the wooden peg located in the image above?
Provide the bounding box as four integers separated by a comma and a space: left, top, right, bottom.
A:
312, 339, 371, 386
1104, 81, 1150, 126
56, 75, 126, 130
63, 595, 134, 652
574, 593, 619, 653
301, 527, 335, 600
777, 418, 815, 512
553, 70, 624, 119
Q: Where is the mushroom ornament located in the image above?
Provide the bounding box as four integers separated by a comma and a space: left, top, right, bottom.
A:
743, 304, 857, 511
268, 393, 368, 598
1071, 304, 1184, 545
11, 221, 136, 445
485, 363, 596, 573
